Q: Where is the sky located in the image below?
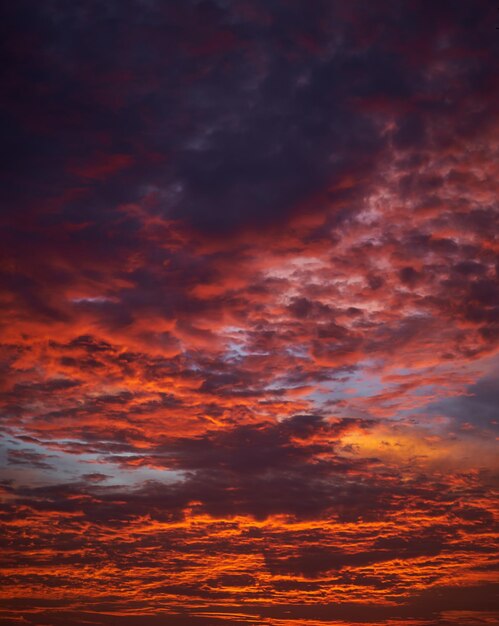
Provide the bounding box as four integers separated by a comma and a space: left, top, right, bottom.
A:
1, 1, 498, 625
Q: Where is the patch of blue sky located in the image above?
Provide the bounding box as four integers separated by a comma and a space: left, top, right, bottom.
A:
285, 345, 309, 358
310, 366, 385, 405
0, 437, 184, 487
223, 341, 249, 360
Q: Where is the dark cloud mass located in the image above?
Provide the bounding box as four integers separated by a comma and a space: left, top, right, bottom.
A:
1, 1, 498, 625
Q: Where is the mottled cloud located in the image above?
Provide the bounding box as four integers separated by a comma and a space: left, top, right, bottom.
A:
1, 1, 498, 624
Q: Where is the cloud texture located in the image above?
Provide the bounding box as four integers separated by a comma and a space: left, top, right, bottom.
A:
1, 1, 498, 624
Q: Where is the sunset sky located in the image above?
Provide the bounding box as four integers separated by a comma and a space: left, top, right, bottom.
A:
1, 1, 498, 625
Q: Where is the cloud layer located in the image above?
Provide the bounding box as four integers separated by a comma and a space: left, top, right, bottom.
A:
1, 1, 498, 624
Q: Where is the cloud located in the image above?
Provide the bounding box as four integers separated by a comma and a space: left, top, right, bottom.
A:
7, 449, 55, 471
1, 0, 498, 624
